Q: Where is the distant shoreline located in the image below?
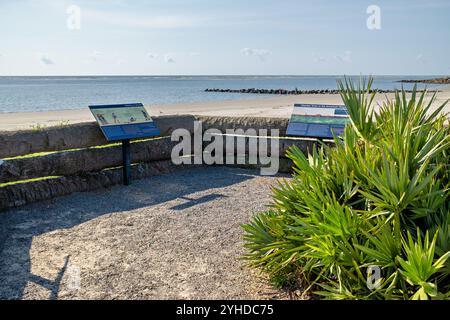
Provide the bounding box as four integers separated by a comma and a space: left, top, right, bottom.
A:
399, 77, 450, 84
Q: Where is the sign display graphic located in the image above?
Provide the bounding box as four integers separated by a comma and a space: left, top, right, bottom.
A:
89, 103, 160, 141
286, 104, 350, 139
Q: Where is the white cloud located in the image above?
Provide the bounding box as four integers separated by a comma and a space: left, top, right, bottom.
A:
147, 53, 159, 59
416, 53, 427, 64
164, 54, 175, 64
334, 51, 352, 63
39, 54, 54, 65
241, 48, 271, 61
313, 53, 326, 63
88, 51, 101, 62
147, 52, 197, 63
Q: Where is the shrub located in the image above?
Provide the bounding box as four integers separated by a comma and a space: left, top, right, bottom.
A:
242, 77, 450, 299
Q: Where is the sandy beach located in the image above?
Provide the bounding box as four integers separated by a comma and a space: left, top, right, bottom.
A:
1, 87, 449, 131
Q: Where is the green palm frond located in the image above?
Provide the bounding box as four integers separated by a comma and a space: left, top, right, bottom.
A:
242, 76, 450, 300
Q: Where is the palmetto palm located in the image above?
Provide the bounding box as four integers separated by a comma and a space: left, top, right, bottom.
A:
242, 77, 450, 299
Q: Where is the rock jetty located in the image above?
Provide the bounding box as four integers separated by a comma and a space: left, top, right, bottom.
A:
204, 88, 424, 95
399, 77, 450, 84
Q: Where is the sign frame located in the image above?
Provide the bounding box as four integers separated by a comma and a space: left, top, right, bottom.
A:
89, 103, 161, 186
89, 103, 160, 142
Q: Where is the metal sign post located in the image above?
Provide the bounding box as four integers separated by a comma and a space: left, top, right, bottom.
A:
122, 139, 131, 186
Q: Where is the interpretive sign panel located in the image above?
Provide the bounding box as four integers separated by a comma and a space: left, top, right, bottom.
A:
89, 103, 160, 186
286, 104, 350, 139
89, 103, 160, 141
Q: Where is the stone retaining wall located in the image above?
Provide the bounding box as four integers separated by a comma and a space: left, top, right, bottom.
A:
0, 115, 326, 211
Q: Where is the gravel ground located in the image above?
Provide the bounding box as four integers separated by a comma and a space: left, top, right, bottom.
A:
0, 166, 291, 300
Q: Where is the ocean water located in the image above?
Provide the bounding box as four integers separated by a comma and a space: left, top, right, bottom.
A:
0, 75, 445, 113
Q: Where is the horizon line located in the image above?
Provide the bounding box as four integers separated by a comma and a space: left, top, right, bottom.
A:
0, 74, 448, 77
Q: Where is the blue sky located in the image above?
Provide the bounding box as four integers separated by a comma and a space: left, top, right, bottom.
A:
0, 0, 449, 75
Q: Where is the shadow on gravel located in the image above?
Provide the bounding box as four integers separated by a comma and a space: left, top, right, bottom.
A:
0, 166, 257, 299
28, 255, 70, 300
170, 193, 228, 210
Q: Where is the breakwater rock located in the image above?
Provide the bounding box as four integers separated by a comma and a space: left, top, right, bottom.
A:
399, 77, 450, 84
204, 88, 424, 95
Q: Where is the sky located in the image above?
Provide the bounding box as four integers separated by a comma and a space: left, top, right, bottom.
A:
0, 0, 449, 76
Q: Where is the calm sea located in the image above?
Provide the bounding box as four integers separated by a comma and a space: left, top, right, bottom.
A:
0, 75, 445, 113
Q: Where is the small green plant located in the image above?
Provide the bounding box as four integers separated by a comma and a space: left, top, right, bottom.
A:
30, 123, 47, 131
30, 120, 69, 131
242, 77, 450, 299
57, 120, 70, 127
268, 265, 300, 290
